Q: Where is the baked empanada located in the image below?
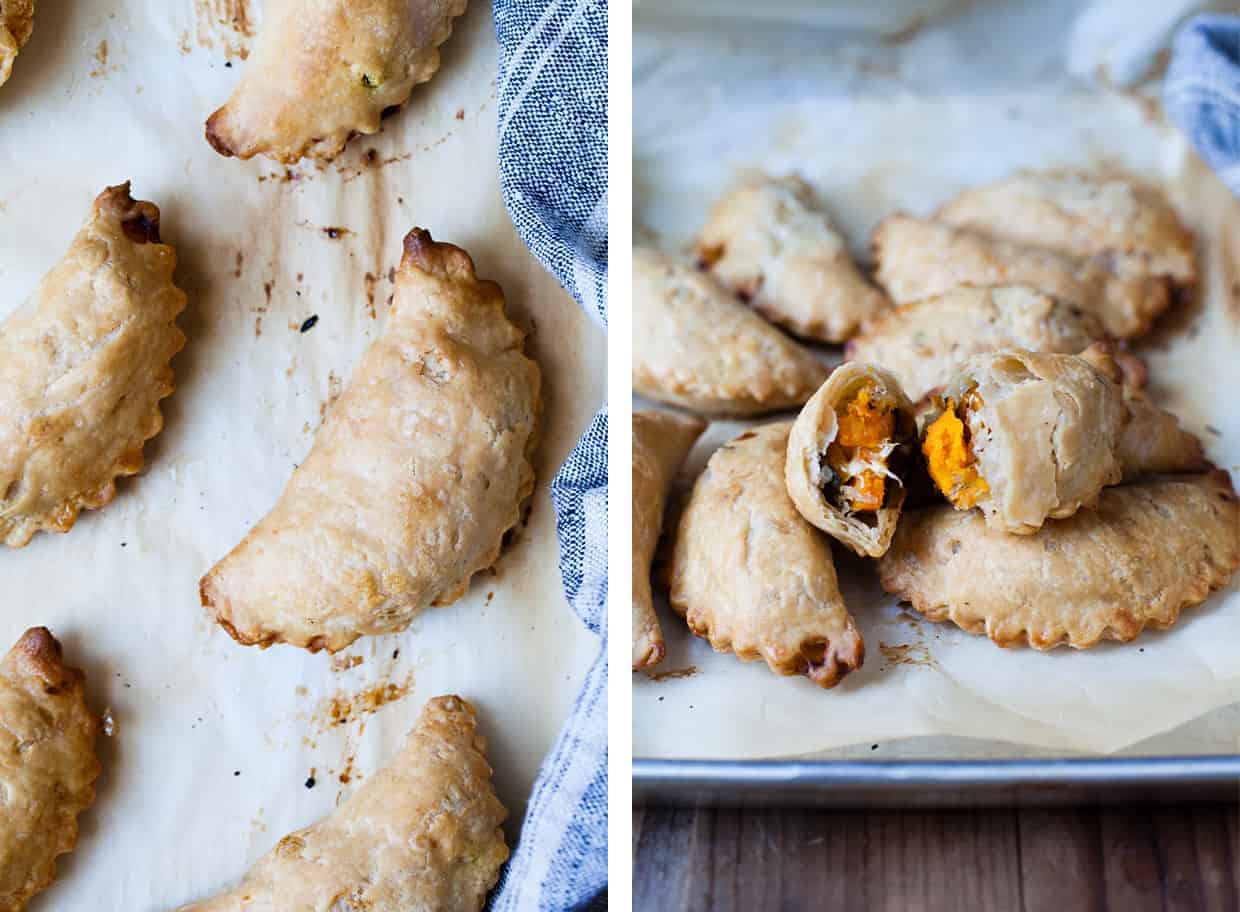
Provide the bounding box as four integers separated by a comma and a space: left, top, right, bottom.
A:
785, 364, 916, 558
0, 183, 186, 547
695, 175, 889, 342
0, 0, 33, 87
872, 214, 1170, 338
633, 410, 706, 670
205, 0, 468, 163
844, 284, 1102, 402
921, 350, 1128, 534
0, 628, 100, 911
879, 472, 1240, 649
179, 695, 508, 912
201, 229, 540, 653
936, 171, 1196, 289
1076, 343, 1207, 478
633, 246, 828, 416
670, 422, 864, 687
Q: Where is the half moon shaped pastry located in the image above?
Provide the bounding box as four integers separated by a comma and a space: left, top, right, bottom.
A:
0, 0, 33, 87
0, 628, 101, 910
879, 472, 1240, 650
201, 229, 540, 653
205, 0, 469, 163
845, 284, 1102, 402
695, 175, 889, 342
872, 215, 1170, 338
633, 410, 706, 670
633, 246, 828, 416
179, 695, 508, 912
1075, 343, 1207, 478
670, 422, 864, 688
936, 172, 1196, 289
785, 364, 917, 558
921, 350, 1128, 535
0, 183, 187, 547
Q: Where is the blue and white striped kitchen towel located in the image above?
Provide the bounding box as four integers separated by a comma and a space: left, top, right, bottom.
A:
1165, 13, 1240, 197
490, 1, 608, 909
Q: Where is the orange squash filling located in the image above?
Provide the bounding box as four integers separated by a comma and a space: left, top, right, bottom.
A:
827, 387, 895, 513
922, 392, 989, 509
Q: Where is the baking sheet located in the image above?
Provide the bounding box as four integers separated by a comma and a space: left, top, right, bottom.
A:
633, 0, 1240, 761
0, 1, 604, 907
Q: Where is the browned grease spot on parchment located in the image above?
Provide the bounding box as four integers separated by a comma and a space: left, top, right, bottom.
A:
879, 642, 935, 669
194, 0, 253, 59
319, 371, 343, 423
89, 40, 109, 77
363, 272, 380, 319
338, 147, 414, 184
331, 654, 364, 673
644, 666, 698, 682
312, 671, 415, 732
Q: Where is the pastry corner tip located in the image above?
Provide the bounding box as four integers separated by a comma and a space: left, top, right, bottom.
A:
400, 227, 479, 280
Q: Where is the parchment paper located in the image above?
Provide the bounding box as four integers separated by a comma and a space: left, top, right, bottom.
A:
633, 0, 1240, 761
0, 1, 604, 907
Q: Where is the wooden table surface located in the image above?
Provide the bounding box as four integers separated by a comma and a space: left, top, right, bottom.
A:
633, 805, 1239, 910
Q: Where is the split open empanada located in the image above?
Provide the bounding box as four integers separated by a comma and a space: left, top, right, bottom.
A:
845, 284, 1102, 402
936, 171, 1196, 294
695, 175, 889, 342
921, 350, 1128, 534
201, 228, 540, 653
0, 628, 100, 911
633, 246, 828, 416
633, 411, 706, 670
180, 695, 508, 912
880, 472, 1240, 649
0, 183, 186, 547
0, 0, 33, 87
785, 364, 917, 558
872, 214, 1171, 338
205, 0, 468, 163
670, 422, 864, 687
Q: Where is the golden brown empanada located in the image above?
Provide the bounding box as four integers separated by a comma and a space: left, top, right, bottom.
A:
785, 364, 917, 558
0, 183, 186, 548
0, 628, 100, 911
201, 229, 540, 653
872, 214, 1170, 338
879, 473, 1240, 649
179, 695, 508, 912
205, 0, 468, 163
633, 246, 828, 416
633, 411, 706, 670
921, 350, 1128, 534
936, 171, 1196, 290
1075, 343, 1207, 478
844, 284, 1102, 402
695, 175, 889, 342
670, 422, 863, 687
0, 0, 33, 87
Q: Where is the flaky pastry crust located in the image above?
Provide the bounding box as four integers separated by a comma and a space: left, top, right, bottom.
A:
935, 171, 1196, 291
206, 0, 469, 163
785, 364, 916, 558
670, 422, 863, 687
695, 175, 889, 342
879, 473, 1240, 650
0, 628, 100, 911
0, 0, 33, 87
632, 411, 706, 670
927, 350, 1129, 534
633, 246, 828, 416
201, 228, 540, 653
844, 284, 1102, 402
179, 695, 508, 912
0, 183, 187, 547
872, 214, 1170, 338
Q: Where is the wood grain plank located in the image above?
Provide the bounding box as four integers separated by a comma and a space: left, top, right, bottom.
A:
1017, 808, 1106, 912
